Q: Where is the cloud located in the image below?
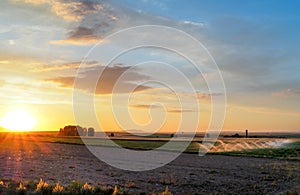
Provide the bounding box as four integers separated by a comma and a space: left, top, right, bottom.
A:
272, 89, 300, 98
12, 0, 207, 51
52, 1, 120, 45
130, 104, 162, 109
49, 76, 74, 87
126, 90, 221, 112
130, 104, 197, 113
33, 61, 99, 72
168, 108, 196, 113
50, 37, 101, 45
168, 91, 223, 101
47, 64, 151, 94
228, 104, 300, 117
0, 53, 46, 77
14, 0, 105, 22
14, 0, 118, 45
51, 26, 103, 45
50, 0, 104, 22
196, 92, 223, 100
16, 0, 205, 45
12, 0, 49, 5
215, 49, 284, 78
181, 20, 205, 28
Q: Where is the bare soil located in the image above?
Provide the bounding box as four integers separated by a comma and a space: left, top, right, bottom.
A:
0, 135, 299, 194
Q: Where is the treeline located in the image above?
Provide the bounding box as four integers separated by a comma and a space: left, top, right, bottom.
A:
58, 125, 95, 137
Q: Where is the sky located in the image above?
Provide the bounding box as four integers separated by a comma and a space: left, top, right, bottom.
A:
0, 0, 299, 133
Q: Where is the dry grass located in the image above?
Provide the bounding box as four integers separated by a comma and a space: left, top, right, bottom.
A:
0, 179, 173, 195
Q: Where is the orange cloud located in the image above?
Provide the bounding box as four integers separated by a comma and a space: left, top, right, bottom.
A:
50, 36, 102, 45
33, 61, 99, 72
51, 1, 104, 22
47, 65, 151, 94
130, 104, 197, 113
14, 0, 105, 22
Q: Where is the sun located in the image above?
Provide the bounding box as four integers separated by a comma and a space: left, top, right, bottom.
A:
0, 110, 36, 131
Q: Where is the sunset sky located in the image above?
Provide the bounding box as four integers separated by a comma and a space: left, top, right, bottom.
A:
0, 0, 299, 132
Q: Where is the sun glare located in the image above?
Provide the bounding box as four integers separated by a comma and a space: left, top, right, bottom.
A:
0, 110, 36, 131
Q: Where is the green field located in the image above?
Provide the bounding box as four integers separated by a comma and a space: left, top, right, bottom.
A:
50, 136, 201, 153
46, 135, 300, 160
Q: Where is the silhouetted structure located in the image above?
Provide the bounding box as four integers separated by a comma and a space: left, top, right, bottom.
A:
246, 129, 248, 138
59, 125, 93, 136
77, 126, 87, 136
206, 133, 210, 138
88, 128, 95, 137
110, 133, 115, 137
232, 133, 241, 138
224, 133, 243, 138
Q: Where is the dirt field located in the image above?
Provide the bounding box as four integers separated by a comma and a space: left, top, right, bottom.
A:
0, 135, 299, 194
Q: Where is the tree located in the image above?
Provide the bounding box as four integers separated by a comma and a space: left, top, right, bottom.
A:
88, 128, 95, 137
